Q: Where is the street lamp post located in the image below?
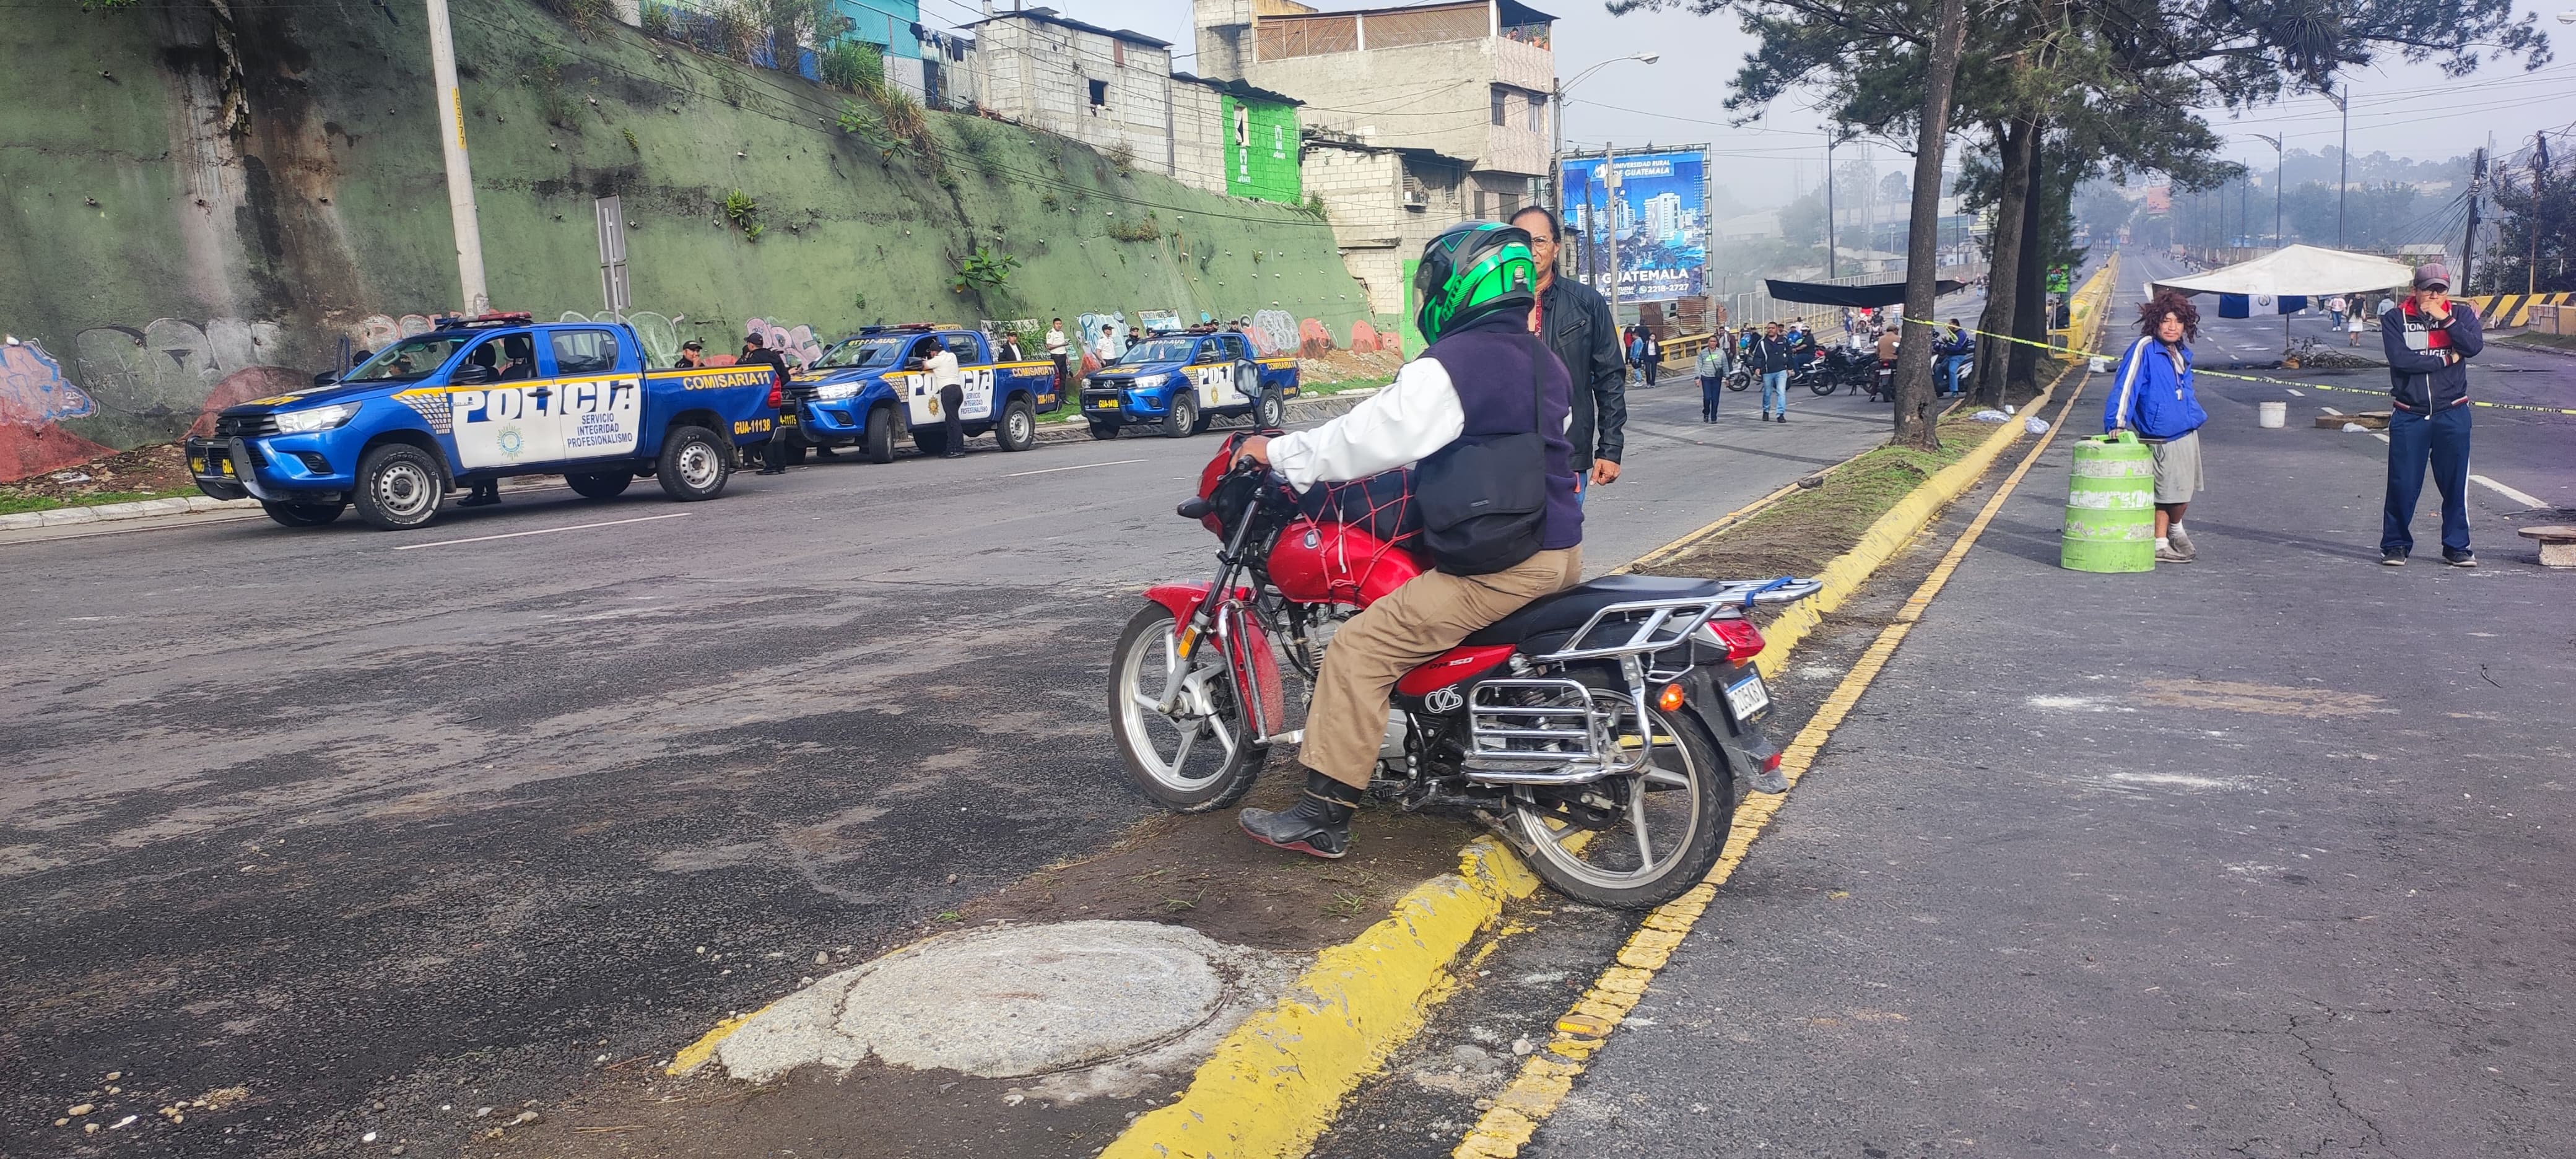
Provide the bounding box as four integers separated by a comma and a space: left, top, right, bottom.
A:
1549, 52, 1657, 278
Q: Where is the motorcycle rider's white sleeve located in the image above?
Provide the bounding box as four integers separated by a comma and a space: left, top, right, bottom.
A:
1266, 356, 1464, 491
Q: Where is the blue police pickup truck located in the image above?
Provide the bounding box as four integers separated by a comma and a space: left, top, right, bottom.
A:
1079, 328, 1299, 439
782, 323, 1060, 462
185, 312, 780, 531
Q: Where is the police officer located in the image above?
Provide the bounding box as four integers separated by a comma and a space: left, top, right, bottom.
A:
745, 332, 796, 475
926, 338, 967, 458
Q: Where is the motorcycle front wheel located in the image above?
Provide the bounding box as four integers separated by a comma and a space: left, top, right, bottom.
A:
1806, 374, 1838, 396
1513, 703, 1734, 909
1109, 601, 1269, 813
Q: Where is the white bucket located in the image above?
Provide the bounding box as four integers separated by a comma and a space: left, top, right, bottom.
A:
2089, 355, 2112, 374
2258, 400, 2287, 428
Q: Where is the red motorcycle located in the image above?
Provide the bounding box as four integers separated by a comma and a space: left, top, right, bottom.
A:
1108, 437, 1821, 908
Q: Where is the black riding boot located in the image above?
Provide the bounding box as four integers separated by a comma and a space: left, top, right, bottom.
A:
1239, 770, 1360, 859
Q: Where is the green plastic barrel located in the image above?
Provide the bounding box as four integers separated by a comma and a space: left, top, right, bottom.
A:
2062, 431, 2155, 573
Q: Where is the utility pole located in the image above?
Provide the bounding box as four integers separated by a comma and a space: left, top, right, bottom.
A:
2531, 131, 2548, 294
2462, 147, 2486, 292
425, 0, 490, 314
1824, 138, 1837, 278
2333, 85, 2349, 248
2254, 134, 2282, 249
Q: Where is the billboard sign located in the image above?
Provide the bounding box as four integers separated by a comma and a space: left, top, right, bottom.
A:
1560, 147, 1708, 302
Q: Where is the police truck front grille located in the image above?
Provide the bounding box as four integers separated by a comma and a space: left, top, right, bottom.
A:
214, 413, 279, 438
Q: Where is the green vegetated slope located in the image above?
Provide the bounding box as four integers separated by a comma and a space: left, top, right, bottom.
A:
0, 0, 1369, 452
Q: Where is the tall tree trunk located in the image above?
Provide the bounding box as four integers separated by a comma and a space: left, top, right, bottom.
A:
1972, 118, 2032, 406
2008, 123, 2049, 393
1890, 0, 1969, 450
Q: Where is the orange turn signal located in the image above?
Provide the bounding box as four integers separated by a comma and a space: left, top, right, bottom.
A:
1656, 683, 1687, 713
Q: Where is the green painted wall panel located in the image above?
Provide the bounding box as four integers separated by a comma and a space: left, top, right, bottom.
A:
1221, 95, 1300, 206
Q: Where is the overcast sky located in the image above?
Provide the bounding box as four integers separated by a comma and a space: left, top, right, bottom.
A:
938, 0, 2575, 207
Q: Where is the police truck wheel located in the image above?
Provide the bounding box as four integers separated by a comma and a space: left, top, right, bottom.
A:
1088, 421, 1118, 440
656, 425, 729, 501
352, 444, 445, 530
565, 470, 633, 500
1255, 392, 1285, 429
997, 396, 1038, 451
262, 500, 346, 528
1164, 396, 1198, 439
864, 406, 897, 464
912, 428, 951, 458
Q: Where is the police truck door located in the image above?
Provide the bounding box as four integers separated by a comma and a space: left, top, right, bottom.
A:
548, 328, 644, 459
453, 334, 570, 469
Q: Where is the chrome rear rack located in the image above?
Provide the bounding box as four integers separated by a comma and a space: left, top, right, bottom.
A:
1534, 577, 1822, 663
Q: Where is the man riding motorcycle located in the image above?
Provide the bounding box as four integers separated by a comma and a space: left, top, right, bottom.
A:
1229, 223, 1583, 858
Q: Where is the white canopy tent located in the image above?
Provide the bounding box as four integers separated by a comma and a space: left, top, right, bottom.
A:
2150, 245, 2417, 299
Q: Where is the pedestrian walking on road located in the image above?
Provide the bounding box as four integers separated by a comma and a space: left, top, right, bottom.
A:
2346, 300, 2367, 347
2327, 294, 2348, 332
1045, 318, 1071, 394
2104, 289, 2210, 563
1695, 334, 1728, 423
927, 338, 967, 459
1756, 321, 1793, 423
1510, 206, 1626, 498
2378, 263, 2482, 566
1642, 330, 1662, 387
746, 332, 797, 475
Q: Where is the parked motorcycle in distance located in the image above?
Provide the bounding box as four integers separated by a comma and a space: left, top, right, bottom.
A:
1108, 436, 1822, 908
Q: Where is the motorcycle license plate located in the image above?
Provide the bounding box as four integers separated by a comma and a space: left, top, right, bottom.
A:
1725, 674, 1770, 721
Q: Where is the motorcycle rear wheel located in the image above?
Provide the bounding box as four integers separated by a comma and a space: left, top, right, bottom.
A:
1110, 602, 1268, 813
1513, 704, 1734, 909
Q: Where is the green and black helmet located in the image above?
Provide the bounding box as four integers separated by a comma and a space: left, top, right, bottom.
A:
1412, 222, 1537, 345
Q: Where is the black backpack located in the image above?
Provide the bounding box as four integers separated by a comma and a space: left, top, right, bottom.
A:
1414, 337, 1550, 576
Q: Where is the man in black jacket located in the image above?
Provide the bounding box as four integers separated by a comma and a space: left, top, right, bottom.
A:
744, 332, 797, 475
2377, 262, 2482, 566
1510, 206, 1625, 496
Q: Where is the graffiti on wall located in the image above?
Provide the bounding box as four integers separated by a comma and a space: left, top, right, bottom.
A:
1, 338, 113, 482
1076, 311, 1129, 373
1247, 310, 1297, 358
744, 318, 824, 367
349, 313, 441, 352
72, 317, 298, 448
557, 311, 691, 368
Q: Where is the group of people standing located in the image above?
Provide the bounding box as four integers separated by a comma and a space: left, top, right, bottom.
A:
2102, 261, 2482, 568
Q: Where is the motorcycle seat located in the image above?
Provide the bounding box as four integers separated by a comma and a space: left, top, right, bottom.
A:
1462, 575, 1724, 648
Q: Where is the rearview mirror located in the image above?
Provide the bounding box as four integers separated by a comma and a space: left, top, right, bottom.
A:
451, 363, 496, 385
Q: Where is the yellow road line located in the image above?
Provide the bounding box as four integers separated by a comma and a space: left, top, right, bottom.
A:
1453, 368, 2095, 1159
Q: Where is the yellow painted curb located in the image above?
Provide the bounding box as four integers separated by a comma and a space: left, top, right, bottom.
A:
1098, 838, 1541, 1159
1752, 255, 2117, 680
668, 1006, 770, 1077
1453, 347, 2107, 1159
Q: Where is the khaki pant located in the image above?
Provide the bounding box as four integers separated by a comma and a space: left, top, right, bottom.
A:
1300, 547, 1583, 789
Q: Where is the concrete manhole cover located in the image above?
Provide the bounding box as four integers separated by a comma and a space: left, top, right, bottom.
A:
713, 920, 1300, 1096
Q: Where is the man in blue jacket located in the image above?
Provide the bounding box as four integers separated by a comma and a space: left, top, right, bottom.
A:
2377, 263, 2482, 566
2104, 289, 2210, 563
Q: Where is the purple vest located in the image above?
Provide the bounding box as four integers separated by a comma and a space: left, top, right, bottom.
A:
1423, 316, 1582, 551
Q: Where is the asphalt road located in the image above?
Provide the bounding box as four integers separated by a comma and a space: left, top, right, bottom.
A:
1516, 249, 2576, 1157
0, 351, 1943, 1157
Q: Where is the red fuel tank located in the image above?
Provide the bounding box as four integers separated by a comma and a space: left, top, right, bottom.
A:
1267, 518, 1422, 607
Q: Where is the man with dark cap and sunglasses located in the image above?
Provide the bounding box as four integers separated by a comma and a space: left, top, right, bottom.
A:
2377, 262, 2483, 567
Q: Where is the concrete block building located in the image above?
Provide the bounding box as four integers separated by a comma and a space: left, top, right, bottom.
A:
959, 10, 1181, 181
1191, 0, 1555, 322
